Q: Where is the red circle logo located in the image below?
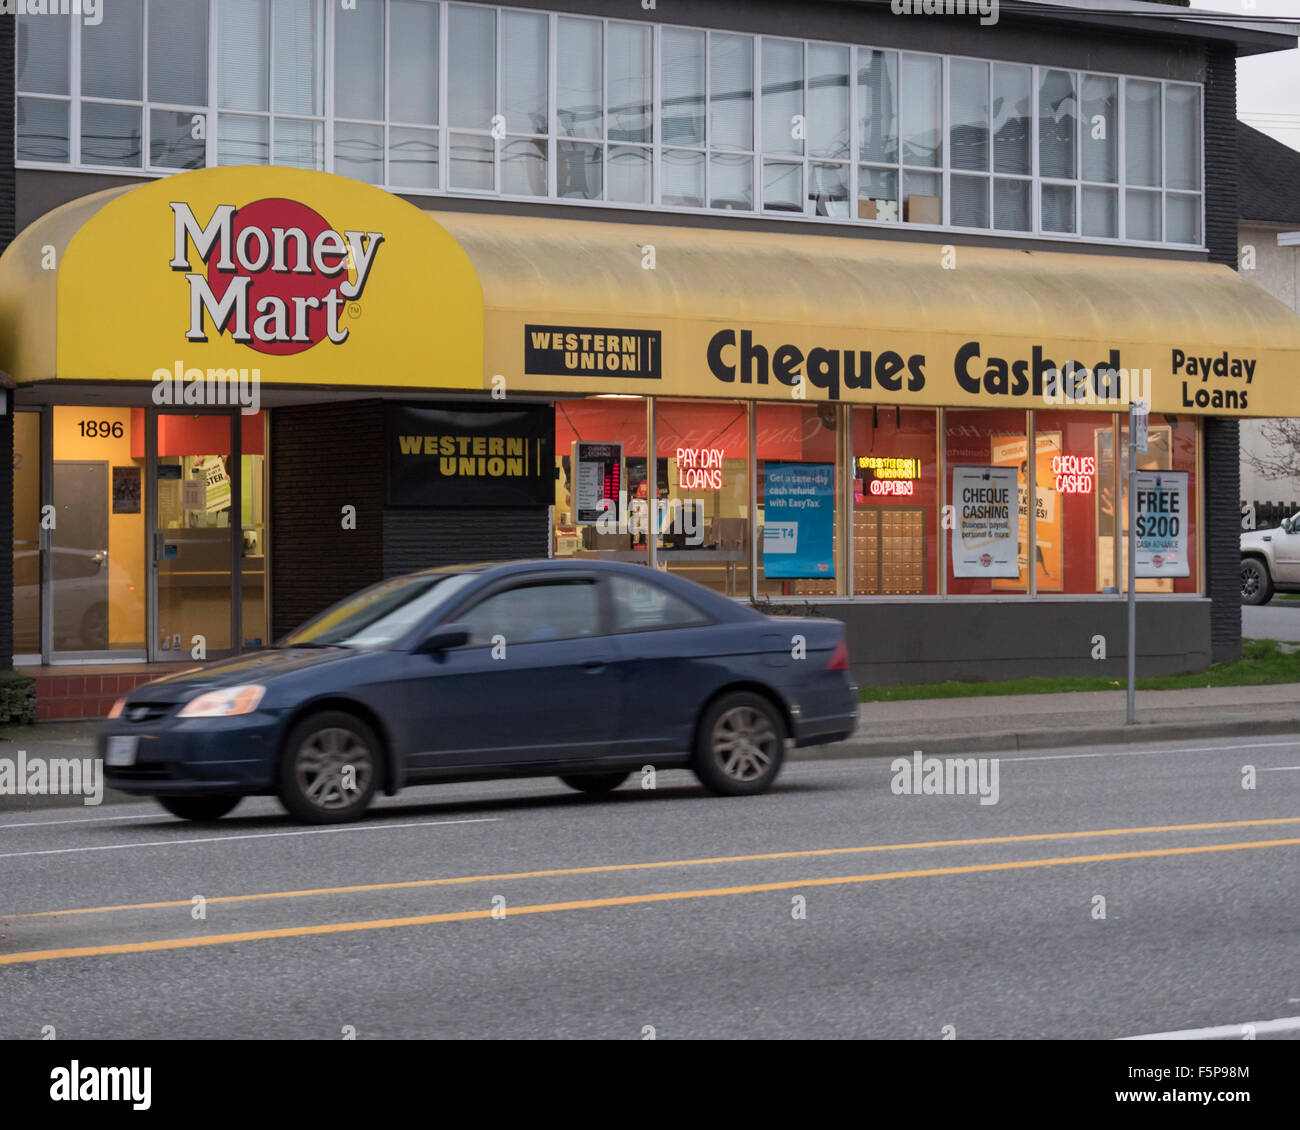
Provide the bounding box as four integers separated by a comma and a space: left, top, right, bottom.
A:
205, 198, 343, 356
980, 553, 992, 568
1153, 554, 1164, 568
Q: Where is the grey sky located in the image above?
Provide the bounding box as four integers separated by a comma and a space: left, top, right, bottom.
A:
1195, 0, 1300, 150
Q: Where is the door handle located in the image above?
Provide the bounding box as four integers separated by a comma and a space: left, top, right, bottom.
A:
582, 659, 607, 673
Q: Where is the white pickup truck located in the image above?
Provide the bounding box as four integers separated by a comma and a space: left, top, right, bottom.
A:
1241, 516, 1300, 605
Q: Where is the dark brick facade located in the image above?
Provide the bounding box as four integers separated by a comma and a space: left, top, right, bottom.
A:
0, 14, 15, 669
1203, 45, 1242, 665
269, 402, 387, 640
271, 402, 549, 639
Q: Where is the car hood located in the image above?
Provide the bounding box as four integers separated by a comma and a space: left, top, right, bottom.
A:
126, 647, 357, 701
1241, 529, 1273, 552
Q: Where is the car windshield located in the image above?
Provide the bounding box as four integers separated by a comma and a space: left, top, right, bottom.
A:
281, 572, 478, 649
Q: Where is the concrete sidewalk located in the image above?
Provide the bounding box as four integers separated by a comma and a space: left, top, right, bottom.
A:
821, 681, 1300, 758
1, 685, 1298, 811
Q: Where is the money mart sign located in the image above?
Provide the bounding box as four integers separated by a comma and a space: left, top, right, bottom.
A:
51, 166, 483, 388
169, 200, 385, 354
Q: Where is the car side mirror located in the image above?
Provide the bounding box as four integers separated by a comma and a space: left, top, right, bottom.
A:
414, 623, 471, 654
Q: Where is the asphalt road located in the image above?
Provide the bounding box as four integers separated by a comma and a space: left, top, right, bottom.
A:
2, 736, 1299, 1040
1244, 601, 1300, 643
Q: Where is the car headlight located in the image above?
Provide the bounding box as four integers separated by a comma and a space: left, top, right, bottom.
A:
107, 696, 126, 719
178, 684, 266, 718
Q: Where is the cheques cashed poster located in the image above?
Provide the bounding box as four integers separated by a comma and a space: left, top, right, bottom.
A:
952, 465, 1018, 578
991, 433, 1062, 592
762, 462, 835, 579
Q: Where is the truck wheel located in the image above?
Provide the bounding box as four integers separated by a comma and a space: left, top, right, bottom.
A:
1241, 558, 1273, 606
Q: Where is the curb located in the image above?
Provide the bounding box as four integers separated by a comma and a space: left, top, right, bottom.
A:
794, 716, 1300, 761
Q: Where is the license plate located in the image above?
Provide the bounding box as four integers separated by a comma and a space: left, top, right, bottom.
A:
105, 736, 138, 767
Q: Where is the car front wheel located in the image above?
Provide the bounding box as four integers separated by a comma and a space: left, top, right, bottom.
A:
1241, 558, 1274, 606
692, 692, 786, 797
278, 711, 381, 824
157, 795, 241, 822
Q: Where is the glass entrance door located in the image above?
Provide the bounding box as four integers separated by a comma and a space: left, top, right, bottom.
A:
153, 413, 236, 659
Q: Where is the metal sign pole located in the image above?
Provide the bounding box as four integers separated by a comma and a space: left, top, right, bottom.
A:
1126, 401, 1147, 725
1127, 406, 1137, 724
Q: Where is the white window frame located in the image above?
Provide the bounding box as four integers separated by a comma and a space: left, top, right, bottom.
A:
14, 1, 1208, 251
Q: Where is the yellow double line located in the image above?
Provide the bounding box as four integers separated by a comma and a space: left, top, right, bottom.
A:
2, 817, 1298, 966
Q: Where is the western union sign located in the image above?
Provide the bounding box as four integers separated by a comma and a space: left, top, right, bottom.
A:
524, 325, 661, 379
387, 404, 554, 507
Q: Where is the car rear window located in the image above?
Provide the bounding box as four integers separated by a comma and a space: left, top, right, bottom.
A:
608, 574, 712, 633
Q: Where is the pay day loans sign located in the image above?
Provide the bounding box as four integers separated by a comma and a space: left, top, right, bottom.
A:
1134, 471, 1189, 577
952, 465, 1019, 578
762, 463, 835, 579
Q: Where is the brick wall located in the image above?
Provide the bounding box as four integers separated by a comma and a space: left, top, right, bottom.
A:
1203, 43, 1242, 665
0, 15, 16, 669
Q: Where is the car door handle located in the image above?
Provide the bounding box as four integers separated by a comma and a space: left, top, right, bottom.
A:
582, 660, 607, 673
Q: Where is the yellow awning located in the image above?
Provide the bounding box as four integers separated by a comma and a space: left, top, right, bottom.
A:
1, 165, 1297, 416
439, 209, 1300, 416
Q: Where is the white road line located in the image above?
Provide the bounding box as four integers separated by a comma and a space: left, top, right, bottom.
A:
0, 812, 164, 831
0, 817, 502, 860
1259, 766, 1300, 772
1122, 1015, 1300, 1040
1005, 739, 1300, 763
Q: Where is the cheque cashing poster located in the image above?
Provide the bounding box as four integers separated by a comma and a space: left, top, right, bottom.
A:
990, 433, 1062, 592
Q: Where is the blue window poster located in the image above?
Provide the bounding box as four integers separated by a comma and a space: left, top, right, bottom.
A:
762, 462, 836, 579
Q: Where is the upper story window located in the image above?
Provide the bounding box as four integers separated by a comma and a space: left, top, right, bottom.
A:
15, 0, 1204, 248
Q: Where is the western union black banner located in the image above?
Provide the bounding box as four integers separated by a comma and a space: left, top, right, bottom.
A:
387, 403, 554, 507
525, 325, 662, 379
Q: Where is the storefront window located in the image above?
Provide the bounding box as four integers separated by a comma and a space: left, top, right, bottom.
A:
552, 398, 648, 562
1118, 415, 1199, 594
945, 408, 1031, 595
851, 408, 938, 595
241, 415, 270, 649
51, 406, 147, 654
757, 403, 842, 597
656, 400, 750, 597
156, 414, 234, 654
1036, 410, 1114, 593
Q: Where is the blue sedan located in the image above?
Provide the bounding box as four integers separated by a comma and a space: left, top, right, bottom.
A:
98, 560, 858, 823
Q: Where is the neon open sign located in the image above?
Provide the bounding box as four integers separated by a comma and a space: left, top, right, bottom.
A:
869, 479, 914, 496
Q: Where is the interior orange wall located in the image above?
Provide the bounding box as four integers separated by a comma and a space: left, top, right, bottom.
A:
130, 409, 266, 459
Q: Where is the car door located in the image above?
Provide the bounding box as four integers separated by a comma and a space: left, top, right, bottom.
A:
603, 571, 723, 757
406, 572, 618, 770
1272, 517, 1300, 583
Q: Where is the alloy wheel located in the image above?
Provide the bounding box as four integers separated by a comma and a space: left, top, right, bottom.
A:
294, 727, 374, 811
711, 705, 779, 782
